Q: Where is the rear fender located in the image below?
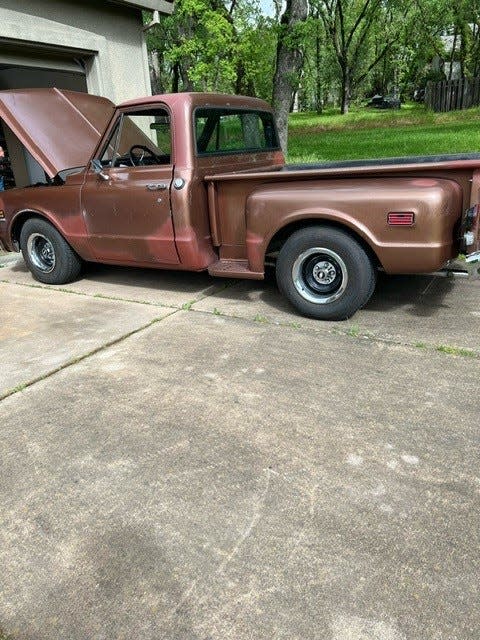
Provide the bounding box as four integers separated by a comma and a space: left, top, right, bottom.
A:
245, 177, 463, 274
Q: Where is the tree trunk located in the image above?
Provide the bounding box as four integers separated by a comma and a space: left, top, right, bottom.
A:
340, 69, 350, 114
172, 62, 180, 93
448, 31, 458, 81
315, 17, 322, 114
180, 63, 195, 92
272, 0, 308, 152
149, 50, 162, 95
235, 61, 256, 96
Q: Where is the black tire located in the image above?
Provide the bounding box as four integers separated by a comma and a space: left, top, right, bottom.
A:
20, 218, 82, 285
276, 226, 376, 321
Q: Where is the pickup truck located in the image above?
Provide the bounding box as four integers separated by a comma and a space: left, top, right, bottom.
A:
0, 88, 479, 320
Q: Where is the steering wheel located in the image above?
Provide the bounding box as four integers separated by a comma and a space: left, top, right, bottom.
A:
129, 145, 159, 166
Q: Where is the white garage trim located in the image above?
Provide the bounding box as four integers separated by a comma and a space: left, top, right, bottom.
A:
0, 50, 86, 75
109, 0, 173, 13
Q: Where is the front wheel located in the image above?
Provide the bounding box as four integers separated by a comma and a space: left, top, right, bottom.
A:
20, 218, 82, 284
276, 226, 376, 321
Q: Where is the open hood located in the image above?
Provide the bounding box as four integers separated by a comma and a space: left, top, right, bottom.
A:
0, 88, 115, 178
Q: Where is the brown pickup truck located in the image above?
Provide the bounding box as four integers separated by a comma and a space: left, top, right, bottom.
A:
0, 89, 479, 320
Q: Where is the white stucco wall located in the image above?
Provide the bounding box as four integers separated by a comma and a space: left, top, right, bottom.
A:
0, 0, 157, 103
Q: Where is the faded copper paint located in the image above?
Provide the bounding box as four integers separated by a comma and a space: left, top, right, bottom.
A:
81, 164, 179, 265
1, 89, 480, 283
243, 177, 463, 274
0, 88, 115, 178
0, 171, 95, 259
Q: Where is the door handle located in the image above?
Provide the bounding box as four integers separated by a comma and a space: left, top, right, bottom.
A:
146, 183, 168, 191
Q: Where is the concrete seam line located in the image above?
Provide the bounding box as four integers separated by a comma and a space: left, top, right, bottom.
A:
0, 309, 180, 402
0, 279, 180, 310
185, 308, 480, 360
0, 277, 236, 309
192, 279, 236, 302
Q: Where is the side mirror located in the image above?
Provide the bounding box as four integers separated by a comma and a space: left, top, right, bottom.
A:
91, 159, 109, 182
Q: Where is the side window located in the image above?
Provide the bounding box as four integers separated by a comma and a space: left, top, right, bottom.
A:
195, 108, 279, 155
99, 108, 172, 168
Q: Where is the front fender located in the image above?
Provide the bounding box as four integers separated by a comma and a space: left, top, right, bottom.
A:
245, 177, 463, 274
2, 184, 93, 260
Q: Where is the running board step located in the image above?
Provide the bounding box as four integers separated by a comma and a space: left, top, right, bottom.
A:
208, 259, 264, 280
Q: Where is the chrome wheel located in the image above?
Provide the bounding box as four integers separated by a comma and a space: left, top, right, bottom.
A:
292, 247, 348, 304
27, 233, 56, 273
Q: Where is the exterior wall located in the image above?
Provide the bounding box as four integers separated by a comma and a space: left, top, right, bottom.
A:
0, 0, 154, 103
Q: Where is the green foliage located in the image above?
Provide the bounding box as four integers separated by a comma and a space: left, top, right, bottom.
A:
435, 344, 477, 357
144, 0, 480, 118
300, 15, 339, 111
173, 0, 236, 90
145, 0, 277, 98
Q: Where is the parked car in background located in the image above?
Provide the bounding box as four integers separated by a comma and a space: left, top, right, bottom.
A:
367, 94, 401, 109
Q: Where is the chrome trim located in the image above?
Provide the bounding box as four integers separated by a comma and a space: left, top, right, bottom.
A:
27, 232, 56, 273
466, 251, 480, 263
292, 247, 348, 304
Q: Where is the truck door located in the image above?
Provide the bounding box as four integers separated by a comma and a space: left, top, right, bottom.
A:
81, 107, 179, 265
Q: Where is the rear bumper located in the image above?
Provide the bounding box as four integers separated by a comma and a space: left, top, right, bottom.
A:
466, 250, 480, 263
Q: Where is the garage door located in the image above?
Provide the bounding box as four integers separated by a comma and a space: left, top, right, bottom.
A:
0, 45, 92, 186
0, 47, 88, 92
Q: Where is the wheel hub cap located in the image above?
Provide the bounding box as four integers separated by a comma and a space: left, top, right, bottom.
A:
41, 245, 53, 261
312, 260, 337, 285
291, 247, 348, 305
27, 233, 56, 273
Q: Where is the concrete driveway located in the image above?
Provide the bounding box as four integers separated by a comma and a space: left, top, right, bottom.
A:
1, 254, 479, 640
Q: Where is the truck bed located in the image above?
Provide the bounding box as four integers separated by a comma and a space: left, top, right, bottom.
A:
286, 152, 480, 172
206, 152, 480, 182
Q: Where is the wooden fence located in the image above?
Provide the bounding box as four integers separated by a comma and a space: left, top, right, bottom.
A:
425, 77, 480, 112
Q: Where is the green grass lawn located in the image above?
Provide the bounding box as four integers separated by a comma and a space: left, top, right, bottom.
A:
287, 103, 480, 163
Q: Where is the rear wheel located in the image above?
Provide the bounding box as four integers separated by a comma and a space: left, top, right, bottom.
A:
276, 226, 376, 320
20, 218, 82, 284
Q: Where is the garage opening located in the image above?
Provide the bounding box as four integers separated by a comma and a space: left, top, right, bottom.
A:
0, 43, 92, 190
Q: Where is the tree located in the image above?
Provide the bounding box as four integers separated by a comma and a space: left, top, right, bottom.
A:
313, 0, 410, 114
144, 0, 276, 99
450, 0, 480, 79
272, 0, 309, 150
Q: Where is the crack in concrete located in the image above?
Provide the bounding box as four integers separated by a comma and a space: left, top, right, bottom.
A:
165, 468, 273, 622
184, 308, 480, 360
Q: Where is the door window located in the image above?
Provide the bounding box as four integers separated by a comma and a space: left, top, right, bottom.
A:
100, 109, 172, 168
